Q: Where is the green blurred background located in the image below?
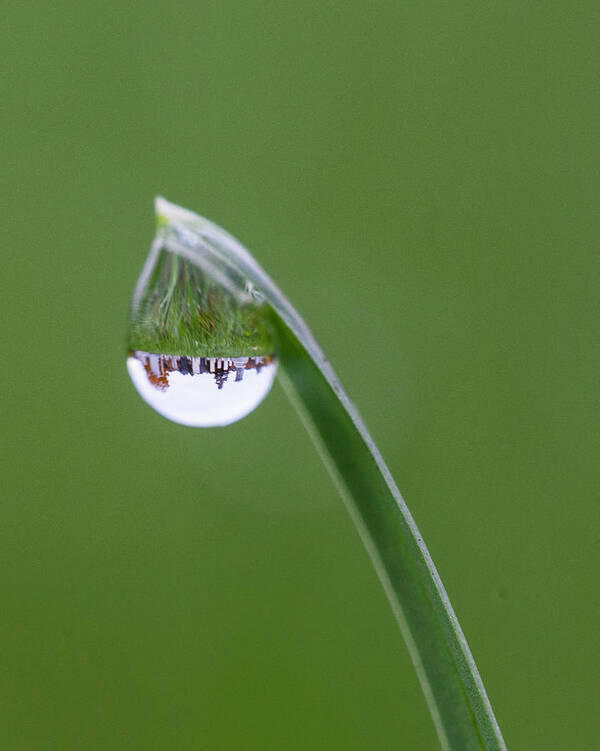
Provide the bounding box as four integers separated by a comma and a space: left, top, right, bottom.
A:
1, 2, 598, 748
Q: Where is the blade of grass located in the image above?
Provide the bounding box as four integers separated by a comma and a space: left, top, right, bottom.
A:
153, 197, 507, 751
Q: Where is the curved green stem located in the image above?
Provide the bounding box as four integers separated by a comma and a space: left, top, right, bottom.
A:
153, 197, 507, 751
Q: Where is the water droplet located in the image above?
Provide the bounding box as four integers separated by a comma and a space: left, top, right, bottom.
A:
126, 214, 278, 427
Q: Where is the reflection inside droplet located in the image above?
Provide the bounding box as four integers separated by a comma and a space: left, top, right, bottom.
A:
127, 351, 278, 427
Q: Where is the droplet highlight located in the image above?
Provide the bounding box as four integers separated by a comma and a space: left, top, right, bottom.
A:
127, 352, 278, 427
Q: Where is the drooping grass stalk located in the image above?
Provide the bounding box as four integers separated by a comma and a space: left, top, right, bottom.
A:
151, 197, 507, 751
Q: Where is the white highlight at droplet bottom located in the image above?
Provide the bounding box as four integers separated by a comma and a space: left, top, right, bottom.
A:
127, 357, 278, 427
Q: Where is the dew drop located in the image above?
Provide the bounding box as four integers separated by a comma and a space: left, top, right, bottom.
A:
126, 214, 278, 427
